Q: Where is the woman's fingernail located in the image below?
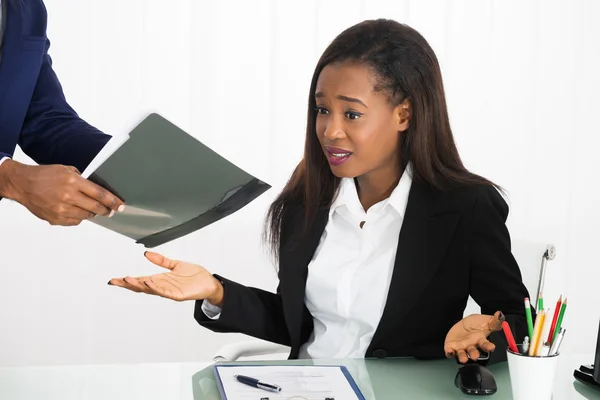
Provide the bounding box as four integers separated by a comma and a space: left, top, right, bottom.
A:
144, 251, 148, 256
108, 210, 115, 218
498, 311, 505, 321
118, 205, 125, 212
107, 280, 112, 285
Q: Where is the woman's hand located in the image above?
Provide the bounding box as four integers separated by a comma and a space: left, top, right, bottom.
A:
444, 311, 505, 363
108, 252, 224, 305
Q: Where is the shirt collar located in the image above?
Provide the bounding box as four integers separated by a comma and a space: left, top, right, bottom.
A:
329, 162, 413, 218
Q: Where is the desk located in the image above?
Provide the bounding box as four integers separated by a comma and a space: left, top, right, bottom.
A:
0, 355, 598, 399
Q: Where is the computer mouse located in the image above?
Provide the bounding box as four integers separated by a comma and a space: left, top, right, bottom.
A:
454, 363, 497, 395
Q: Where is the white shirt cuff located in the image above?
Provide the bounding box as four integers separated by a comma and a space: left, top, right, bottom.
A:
201, 299, 222, 320
0, 156, 10, 167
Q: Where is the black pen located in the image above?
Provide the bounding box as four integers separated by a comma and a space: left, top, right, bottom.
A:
234, 374, 282, 392
259, 398, 334, 400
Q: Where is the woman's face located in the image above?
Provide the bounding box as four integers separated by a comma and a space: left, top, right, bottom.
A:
314, 62, 410, 179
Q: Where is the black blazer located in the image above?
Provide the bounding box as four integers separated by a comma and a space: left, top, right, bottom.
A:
195, 180, 530, 363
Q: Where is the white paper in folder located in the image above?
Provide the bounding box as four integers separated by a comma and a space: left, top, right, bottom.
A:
213, 365, 365, 400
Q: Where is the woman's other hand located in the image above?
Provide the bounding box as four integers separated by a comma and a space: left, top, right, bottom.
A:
444, 311, 505, 363
108, 252, 224, 305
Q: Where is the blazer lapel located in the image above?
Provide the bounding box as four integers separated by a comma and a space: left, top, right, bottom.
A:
279, 207, 328, 350
370, 180, 460, 350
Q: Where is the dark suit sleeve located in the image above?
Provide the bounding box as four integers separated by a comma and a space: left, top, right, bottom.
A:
194, 207, 314, 349
469, 185, 530, 364
18, 39, 110, 172
193, 277, 292, 346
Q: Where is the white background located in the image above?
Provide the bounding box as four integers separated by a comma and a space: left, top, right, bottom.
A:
0, 0, 599, 366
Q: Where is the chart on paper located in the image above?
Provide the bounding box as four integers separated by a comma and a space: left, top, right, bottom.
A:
214, 365, 364, 400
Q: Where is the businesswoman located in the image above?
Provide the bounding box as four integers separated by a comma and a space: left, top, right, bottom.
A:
110, 19, 529, 364
0, 0, 123, 225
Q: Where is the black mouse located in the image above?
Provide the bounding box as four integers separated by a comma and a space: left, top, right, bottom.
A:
454, 363, 497, 395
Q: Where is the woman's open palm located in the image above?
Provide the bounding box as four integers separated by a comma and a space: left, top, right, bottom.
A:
444, 311, 504, 363
108, 252, 221, 303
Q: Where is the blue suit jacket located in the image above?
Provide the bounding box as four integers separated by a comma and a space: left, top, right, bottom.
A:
0, 0, 109, 172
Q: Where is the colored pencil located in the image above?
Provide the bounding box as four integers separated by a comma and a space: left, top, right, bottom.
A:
502, 321, 519, 353
552, 298, 568, 343
547, 295, 562, 344
537, 309, 552, 356
525, 297, 534, 340
534, 311, 547, 356
530, 310, 544, 356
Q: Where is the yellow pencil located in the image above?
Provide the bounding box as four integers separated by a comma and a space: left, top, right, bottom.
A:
534, 311, 547, 356
537, 309, 552, 356
529, 310, 545, 356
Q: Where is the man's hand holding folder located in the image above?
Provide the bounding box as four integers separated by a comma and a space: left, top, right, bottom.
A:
0, 159, 125, 226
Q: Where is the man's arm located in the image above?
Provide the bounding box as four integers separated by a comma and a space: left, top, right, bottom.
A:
18, 38, 110, 173
0, 37, 124, 224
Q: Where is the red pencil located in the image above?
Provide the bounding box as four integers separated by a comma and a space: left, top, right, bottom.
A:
547, 295, 562, 344
502, 321, 519, 353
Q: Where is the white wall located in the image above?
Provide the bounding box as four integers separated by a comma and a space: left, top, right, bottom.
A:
0, 0, 599, 366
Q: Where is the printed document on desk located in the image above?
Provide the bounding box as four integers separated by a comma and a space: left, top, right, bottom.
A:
81, 113, 271, 248
213, 365, 366, 400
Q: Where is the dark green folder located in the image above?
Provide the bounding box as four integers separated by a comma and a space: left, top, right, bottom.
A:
85, 113, 270, 247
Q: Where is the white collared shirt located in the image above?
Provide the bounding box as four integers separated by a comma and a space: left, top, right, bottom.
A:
298, 165, 412, 358
203, 165, 413, 359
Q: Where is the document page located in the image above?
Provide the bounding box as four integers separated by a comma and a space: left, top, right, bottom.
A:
215, 365, 363, 400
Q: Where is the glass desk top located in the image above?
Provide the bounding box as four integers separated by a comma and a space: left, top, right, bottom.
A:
192, 355, 600, 400
0, 354, 598, 399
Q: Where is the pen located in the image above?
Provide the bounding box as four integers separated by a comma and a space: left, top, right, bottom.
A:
542, 342, 551, 357
522, 336, 529, 354
235, 374, 282, 393
260, 398, 335, 400
550, 327, 566, 355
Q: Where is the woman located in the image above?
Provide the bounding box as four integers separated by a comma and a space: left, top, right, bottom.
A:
110, 19, 529, 364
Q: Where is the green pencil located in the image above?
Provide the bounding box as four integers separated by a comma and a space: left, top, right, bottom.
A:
525, 297, 534, 340
552, 298, 568, 343
538, 292, 544, 311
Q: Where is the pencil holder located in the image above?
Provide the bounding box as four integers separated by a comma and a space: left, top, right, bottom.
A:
506, 343, 560, 400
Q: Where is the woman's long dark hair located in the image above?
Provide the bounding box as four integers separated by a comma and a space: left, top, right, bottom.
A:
266, 19, 497, 260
